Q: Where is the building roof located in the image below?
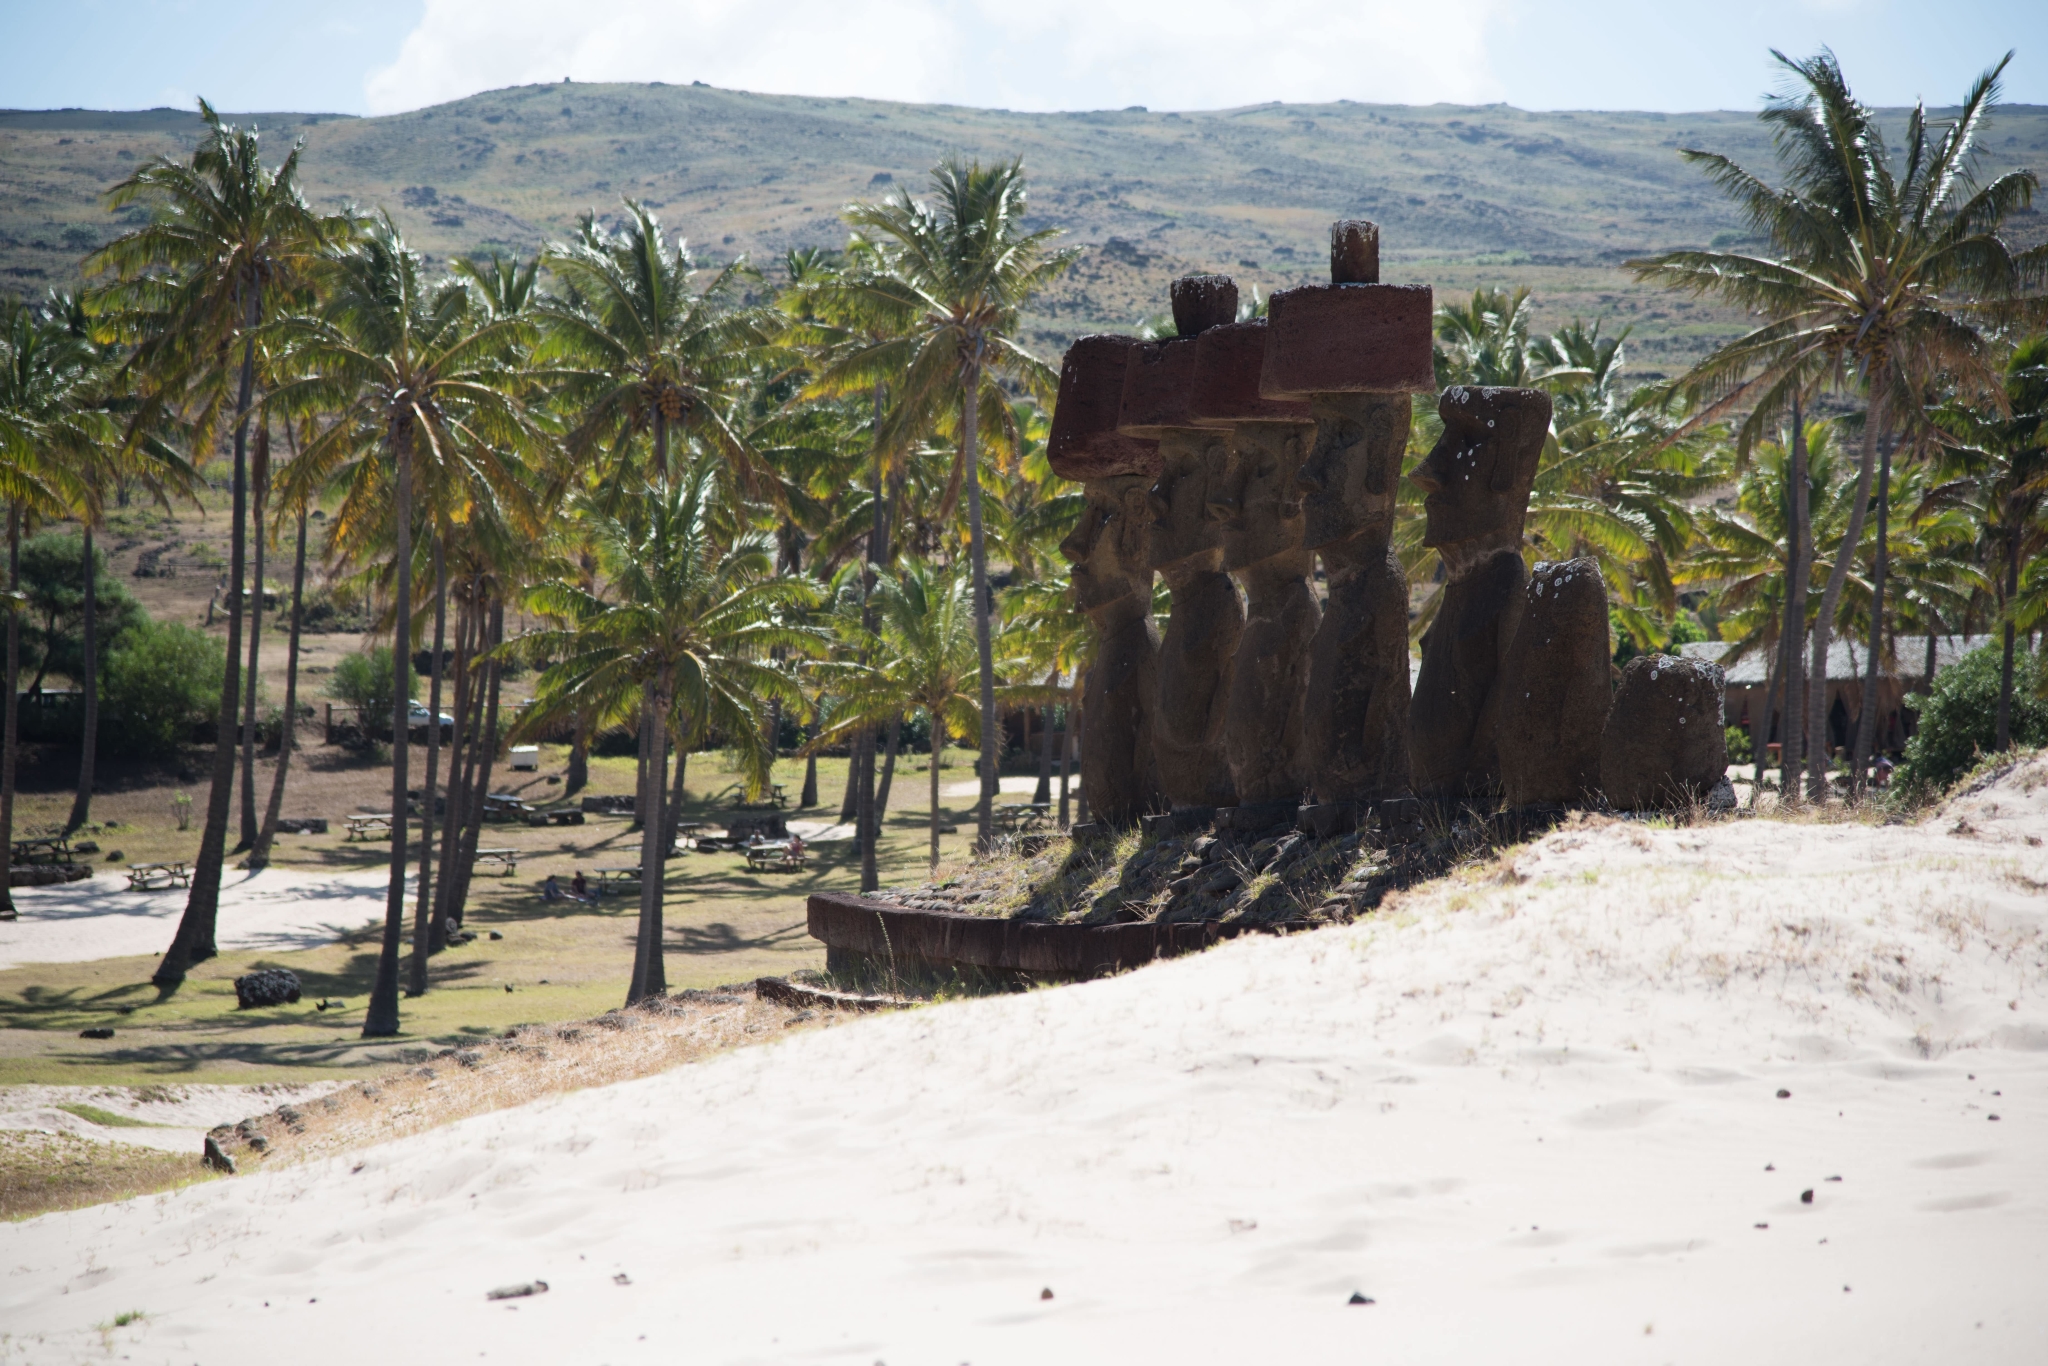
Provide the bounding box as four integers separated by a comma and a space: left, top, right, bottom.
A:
1677, 635, 1999, 687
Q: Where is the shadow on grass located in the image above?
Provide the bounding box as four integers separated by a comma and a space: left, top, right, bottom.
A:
668, 919, 809, 955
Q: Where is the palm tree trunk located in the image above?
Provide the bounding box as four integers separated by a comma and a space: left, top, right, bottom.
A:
251, 503, 307, 870
875, 714, 901, 822
407, 535, 447, 996
800, 727, 819, 808
1780, 399, 1810, 809
64, 524, 99, 832
363, 423, 413, 1038
0, 505, 19, 920
839, 728, 864, 824
1998, 522, 2020, 750
156, 306, 257, 987
567, 711, 589, 795
927, 706, 943, 869
1057, 698, 1073, 831
1806, 391, 1885, 802
447, 600, 503, 930
960, 356, 998, 849
1073, 691, 1089, 827
1850, 437, 1894, 793
858, 726, 878, 892
237, 424, 268, 850
663, 729, 687, 854
627, 688, 670, 1004
432, 596, 474, 942
858, 382, 885, 893
1749, 652, 1777, 811
1034, 670, 1057, 805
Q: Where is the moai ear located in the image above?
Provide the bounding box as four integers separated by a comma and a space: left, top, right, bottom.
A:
1361, 406, 1399, 497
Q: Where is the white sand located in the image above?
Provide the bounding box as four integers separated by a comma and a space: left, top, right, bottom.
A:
0, 1084, 345, 1153
4, 760, 2045, 1363
0, 867, 406, 970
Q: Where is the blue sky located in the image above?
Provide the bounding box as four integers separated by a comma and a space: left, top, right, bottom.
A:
4, 0, 2043, 117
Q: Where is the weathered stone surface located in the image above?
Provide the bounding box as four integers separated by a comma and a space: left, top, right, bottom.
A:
1498, 557, 1612, 807
1188, 321, 1312, 425
1061, 475, 1162, 827
1330, 220, 1381, 284
1260, 283, 1434, 397
1048, 334, 1163, 479
1600, 654, 1729, 809
1220, 421, 1319, 805
1170, 273, 1238, 338
1407, 386, 1551, 800
1147, 430, 1241, 810
1117, 335, 1202, 437
1297, 389, 1413, 804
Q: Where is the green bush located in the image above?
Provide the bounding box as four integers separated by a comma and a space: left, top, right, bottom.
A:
1895, 642, 2048, 798
328, 647, 416, 739
100, 621, 224, 758
1724, 725, 1753, 765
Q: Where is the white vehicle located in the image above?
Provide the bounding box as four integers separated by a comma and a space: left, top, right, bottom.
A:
407, 700, 454, 733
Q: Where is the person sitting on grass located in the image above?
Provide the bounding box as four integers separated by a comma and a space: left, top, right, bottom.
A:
542, 874, 567, 903
570, 869, 596, 903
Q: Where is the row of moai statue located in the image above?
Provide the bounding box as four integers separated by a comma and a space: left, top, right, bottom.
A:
1051, 220, 1728, 837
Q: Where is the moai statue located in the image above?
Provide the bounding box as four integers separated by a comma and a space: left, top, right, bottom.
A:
1121, 276, 1243, 821
1600, 653, 1731, 810
1261, 220, 1435, 831
1407, 385, 1552, 800
1498, 557, 1612, 807
1049, 335, 1165, 828
1187, 319, 1319, 820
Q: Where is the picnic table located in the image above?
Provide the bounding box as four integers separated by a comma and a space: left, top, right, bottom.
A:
672, 821, 707, 852
743, 840, 806, 873
125, 861, 190, 891
474, 847, 521, 876
593, 866, 641, 893
995, 803, 1052, 835
483, 793, 534, 822
524, 807, 585, 828
12, 827, 74, 864
345, 814, 394, 841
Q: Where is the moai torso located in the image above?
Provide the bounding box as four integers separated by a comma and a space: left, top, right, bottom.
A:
1600, 653, 1728, 810
1263, 222, 1437, 808
1062, 476, 1163, 827
1048, 335, 1165, 828
1407, 385, 1551, 801
1120, 277, 1245, 814
1498, 557, 1612, 807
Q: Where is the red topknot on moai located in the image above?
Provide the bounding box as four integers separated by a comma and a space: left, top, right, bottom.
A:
1121, 277, 1244, 823
1049, 335, 1163, 830
1262, 221, 1434, 833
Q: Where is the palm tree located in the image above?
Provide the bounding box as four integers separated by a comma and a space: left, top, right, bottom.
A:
1925, 336, 2048, 748
518, 457, 821, 1004
537, 200, 776, 494
0, 300, 93, 919
1633, 50, 2044, 800
85, 100, 338, 983
813, 559, 985, 868
269, 214, 535, 1037
822, 159, 1077, 846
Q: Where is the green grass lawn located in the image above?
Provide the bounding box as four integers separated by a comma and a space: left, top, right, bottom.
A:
0, 745, 1022, 1085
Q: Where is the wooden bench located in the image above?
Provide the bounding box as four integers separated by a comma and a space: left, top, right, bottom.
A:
125, 861, 191, 891
474, 848, 521, 876
345, 814, 394, 841
523, 808, 585, 827
593, 866, 641, 893
743, 841, 806, 873
995, 803, 1051, 835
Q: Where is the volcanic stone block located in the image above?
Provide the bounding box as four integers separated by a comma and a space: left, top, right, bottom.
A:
1049, 335, 1163, 480
1147, 431, 1242, 811
1498, 558, 1612, 807
1060, 474, 1163, 827
1188, 321, 1312, 425
1260, 283, 1434, 398
1600, 654, 1729, 809
1171, 274, 1238, 337
1219, 421, 1319, 806
1407, 386, 1551, 800
235, 968, 302, 1009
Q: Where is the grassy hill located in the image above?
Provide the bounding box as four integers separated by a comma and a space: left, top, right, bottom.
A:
4, 84, 2045, 380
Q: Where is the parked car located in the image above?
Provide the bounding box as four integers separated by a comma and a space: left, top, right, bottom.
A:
407, 700, 454, 737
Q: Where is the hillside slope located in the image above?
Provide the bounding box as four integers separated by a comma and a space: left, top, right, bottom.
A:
5, 86, 2045, 374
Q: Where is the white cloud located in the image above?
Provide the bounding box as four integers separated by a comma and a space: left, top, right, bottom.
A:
364, 0, 1511, 116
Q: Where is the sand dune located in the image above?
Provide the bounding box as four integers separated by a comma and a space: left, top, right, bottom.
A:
3, 760, 2044, 1363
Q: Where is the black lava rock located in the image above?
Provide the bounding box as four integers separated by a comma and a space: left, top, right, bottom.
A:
234, 968, 302, 1009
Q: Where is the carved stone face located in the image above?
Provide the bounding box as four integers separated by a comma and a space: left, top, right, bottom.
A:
1410, 385, 1551, 564
1147, 432, 1230, 571
1220, 424, 1312, 573
1061, 475, 1155, 612
1297, 392, 1409, 551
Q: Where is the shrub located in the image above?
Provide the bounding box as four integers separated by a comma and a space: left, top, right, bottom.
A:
99, 621, 224, 758
1895, 642, 2048, 798
328, 648, 416, 739
1724, 725, 1753, 765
